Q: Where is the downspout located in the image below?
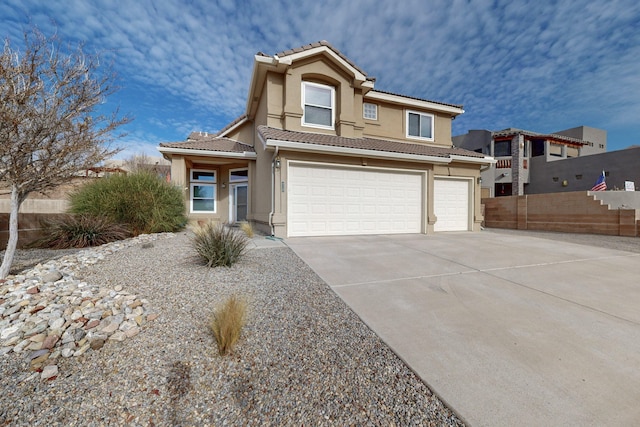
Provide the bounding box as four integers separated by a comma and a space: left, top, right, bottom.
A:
268, 145, 279, 236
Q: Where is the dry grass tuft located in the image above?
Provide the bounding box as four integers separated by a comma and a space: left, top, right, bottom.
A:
239, 221, 254, 238
210, 295, 247, 356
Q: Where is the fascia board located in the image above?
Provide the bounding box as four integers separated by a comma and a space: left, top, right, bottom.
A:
158, 146, 257, 159
246, 55, 292, 116
449, 154, 496, 165
365, 91, 464, 116
265, 138, 451, 164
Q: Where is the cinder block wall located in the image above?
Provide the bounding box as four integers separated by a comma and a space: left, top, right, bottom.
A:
482, 196, 518, 229
483, 191, 640, 236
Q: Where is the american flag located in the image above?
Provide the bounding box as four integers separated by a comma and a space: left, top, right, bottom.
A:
591, 170, 607, 191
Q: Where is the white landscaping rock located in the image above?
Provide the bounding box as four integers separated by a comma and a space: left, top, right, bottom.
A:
0, 233, 175, 378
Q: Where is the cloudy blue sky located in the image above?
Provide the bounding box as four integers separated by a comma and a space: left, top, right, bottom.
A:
2, 0, 639, 158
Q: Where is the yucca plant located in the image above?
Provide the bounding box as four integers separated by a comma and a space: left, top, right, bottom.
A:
210, 295, 247, 356
192, 222, 249, 267
31, 215, 131, 249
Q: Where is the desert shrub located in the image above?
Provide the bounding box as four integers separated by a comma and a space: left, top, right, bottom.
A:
239, 221, 254, 238
31, 215, 130, 249
69, 171, 186, 235
210, 295, 247, 356
192, 222, 249, 267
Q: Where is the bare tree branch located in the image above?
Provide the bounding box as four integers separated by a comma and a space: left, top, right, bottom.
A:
0, 27, 132, 277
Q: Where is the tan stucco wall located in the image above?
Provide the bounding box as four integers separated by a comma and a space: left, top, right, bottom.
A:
223, 120, 256, 147
362, 102, 453, 147
266, 72, 285, 129
250, 79, 275, 234
278, 57, 365, 138
258, 55, 455, 146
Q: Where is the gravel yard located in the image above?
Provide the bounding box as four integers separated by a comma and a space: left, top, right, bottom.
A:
0, 232, 463, 426
2, 228, 637, 426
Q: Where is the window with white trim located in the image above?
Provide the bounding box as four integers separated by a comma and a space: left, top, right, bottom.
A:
302, 82, 334, 129
363, 102, 377, 120
229, 168, 248, 182
406, 110, 434, 140
190, 169, 216, 213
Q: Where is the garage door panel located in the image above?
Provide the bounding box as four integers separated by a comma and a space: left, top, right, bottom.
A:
288, 164, 423, 237
434, 178, 470, 232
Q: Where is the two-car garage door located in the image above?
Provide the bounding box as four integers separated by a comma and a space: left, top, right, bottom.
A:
288, 163, 423, 237
287, 163, 471, 237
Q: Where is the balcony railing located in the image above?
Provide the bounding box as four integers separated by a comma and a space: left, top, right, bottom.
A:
495, 158, 527, 169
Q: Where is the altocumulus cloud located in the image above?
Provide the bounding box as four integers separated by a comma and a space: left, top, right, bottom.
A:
1, 0, 639, 155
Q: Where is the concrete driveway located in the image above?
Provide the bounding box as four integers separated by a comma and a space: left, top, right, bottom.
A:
286, 231, 640, 426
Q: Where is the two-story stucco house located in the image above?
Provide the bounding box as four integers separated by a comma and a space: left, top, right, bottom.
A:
158, 41, 494, 238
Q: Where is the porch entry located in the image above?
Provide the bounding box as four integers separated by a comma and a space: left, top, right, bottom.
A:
229, 168, 248, 223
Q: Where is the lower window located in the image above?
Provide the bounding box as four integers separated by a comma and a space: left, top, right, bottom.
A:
191, 183, 215, 212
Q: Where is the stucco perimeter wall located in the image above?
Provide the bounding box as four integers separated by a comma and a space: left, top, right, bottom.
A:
0, 213, 68, 249
483, 191, 640, 237
590, 191, 640, 209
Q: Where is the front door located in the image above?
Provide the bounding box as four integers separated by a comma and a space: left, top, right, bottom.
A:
230, 183, 248, 223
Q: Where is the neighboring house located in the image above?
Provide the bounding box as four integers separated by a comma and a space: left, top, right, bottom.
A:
158, 41, 493, 238
453, 126, 611, 197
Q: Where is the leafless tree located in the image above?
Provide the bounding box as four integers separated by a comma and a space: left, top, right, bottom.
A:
0, 28, 131, 277
123, 152, 154, 173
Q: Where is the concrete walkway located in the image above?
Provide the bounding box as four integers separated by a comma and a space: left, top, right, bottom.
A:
286, 231, 640, 426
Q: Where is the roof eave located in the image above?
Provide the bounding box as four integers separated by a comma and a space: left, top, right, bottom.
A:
279, 46, 369, 84
218, 116, 249, 138
263, 138, 452, 164
245, 55, 291, 118
449, 154, 496, 165
158, 146, 257, 159
365, 91, 464, 116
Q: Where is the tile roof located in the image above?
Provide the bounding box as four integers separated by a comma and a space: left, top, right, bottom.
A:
368, 89, 464, 110
492, 128, 588, 145
262, 41, 465, 109
266, 40, 374, 82
257, 126, 486, 160
213, 114, 248, 137
160, 136, 255, 154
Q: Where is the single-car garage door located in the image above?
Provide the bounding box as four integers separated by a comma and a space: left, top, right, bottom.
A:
288, 163, 423, 237
433, 178, 470, 231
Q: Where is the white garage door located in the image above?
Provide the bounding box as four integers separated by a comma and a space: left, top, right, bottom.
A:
288, 163, 423, 237
434, 178, 470, 231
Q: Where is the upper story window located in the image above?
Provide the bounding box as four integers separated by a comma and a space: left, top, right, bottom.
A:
363, 102, 377, 120
494, 140, 512, 157
302, 82, 334, 129
406, 110, 434, 140
549, 143, 563, 157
